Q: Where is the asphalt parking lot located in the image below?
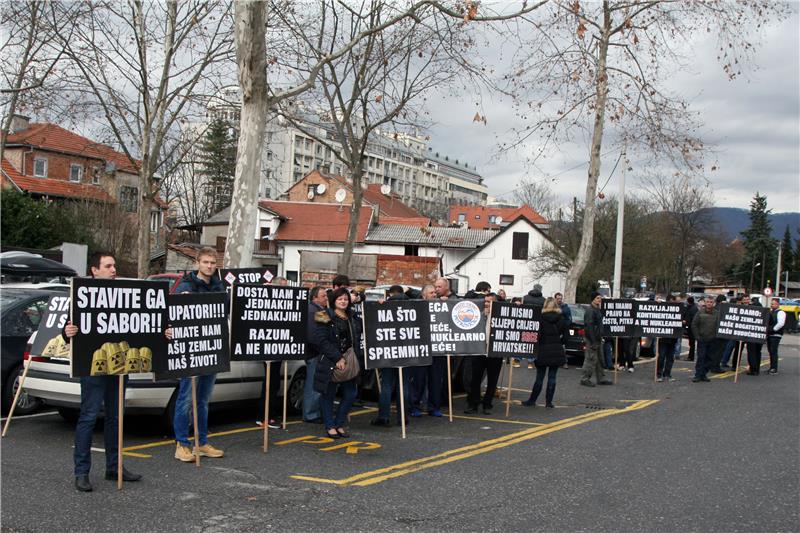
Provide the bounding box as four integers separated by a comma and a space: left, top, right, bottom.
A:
2, 337, 799, 533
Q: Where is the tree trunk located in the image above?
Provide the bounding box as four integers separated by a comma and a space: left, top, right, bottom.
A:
339, 163, 365, 277
225, 0, 268, 269
563, 1, 612, 303
136, 162, 152, 278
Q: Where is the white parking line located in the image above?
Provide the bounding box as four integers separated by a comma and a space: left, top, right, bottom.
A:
0, 410, 58, 422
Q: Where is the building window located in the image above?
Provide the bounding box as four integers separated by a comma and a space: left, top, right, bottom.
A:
488, 215, 496, 224
216, 236, 227, 252
499, 274, 514, 286
404, 245, 419, 256
69, 164, 83, 182
511, 232, 529, 260
457, 213, 466, 223
150, 210, 162, 232
475, 215, 480, 220
286, 270, 298, 283
91, 167, 100, 185
119, 185, 138, 213
33, 158, 47, 177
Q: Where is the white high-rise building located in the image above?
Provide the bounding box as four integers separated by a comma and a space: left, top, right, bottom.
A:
204, 86, 488, 220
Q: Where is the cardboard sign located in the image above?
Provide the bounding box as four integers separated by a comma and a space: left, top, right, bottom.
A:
154, 293, 230, 380
487, 301, 541, 358
70, 278, 169, 378
715, 303, 769, 343
636, 301, 683, 338
230, 284, 308, 361
601, 299, 637, 337
30, 295, 71, 358
429, 299, 487, 355
362, 300, 432, 369
217, 267, 276, 288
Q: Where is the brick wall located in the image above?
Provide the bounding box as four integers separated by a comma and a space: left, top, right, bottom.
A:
375, 255, 440, 286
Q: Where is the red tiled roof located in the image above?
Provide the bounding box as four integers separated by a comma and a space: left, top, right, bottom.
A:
260, 200, 373, 243
2, 158, 117, 203
6, 123, 139, 173
448, 204, 548, 228
363, 183, 424, 218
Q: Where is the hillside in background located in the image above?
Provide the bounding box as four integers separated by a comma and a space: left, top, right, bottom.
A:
701, 207, 800, 241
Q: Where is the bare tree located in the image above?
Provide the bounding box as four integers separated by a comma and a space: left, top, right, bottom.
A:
507, 0, 790, 301
53, 0, 234, 277
0, 1, 85, 161
513, 177, 558, 220
225, 0, 546, 269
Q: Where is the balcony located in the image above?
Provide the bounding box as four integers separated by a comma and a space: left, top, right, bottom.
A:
253, 239, 278, 256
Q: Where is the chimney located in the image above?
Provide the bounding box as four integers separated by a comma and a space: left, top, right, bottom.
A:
9, 114, 30, 133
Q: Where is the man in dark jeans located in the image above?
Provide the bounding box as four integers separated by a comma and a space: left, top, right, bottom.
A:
466, 292, 503, 414
63, 252, 141, 492
767, 298, 786, 374
581, 292, 612, 387
691, 296, 718, 382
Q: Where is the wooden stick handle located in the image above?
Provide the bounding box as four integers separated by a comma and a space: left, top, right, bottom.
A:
192, 376, 200, 467
399, 367, 406, 439
117, 375, 124, 490
446, 356, 453, 423
505, 360, 513, 418
614, 338, 619, 384
2, 357, 32, 437
654, 338, 660, 382
263, 362, 270, 453
282, 361, 288, 430
734, 340, 744, 383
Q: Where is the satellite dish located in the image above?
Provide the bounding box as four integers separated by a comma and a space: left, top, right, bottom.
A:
335, 188, 347, 203
307, 190, 315, 200
380, 184, 391, 195
316, 183, 327, 194
495, 216, 503, 225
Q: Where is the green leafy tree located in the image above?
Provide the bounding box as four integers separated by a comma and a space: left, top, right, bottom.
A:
781, 225, 794, 276
794, 228, 800, 273
740, 193, 776, 291
0, 190, 74, 248
196, 118, 237, 214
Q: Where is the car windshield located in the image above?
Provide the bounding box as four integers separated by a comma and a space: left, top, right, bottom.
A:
568, 304, 585, 323
0, 291, 35, 310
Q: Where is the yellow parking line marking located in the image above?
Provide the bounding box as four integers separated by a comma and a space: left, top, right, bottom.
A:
710, 360, 772, 380
123, 451, 152, 458
444, 413, 545, 426
292, 400, 659, 487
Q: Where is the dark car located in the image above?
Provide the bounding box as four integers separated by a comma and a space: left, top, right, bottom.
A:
564, 303, 590, 363
146, 273, 184, 294
1, 287, 67, 414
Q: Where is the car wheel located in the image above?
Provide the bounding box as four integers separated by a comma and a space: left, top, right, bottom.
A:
286, 368, 305, 415
3, 364, 43, 416
57, 407, 80, 423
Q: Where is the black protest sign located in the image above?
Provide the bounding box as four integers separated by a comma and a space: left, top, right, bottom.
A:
154, 293, 230, 380
635, 301, 684, 338
429, 299, 487, 355
70, 278, 169, 378
601, 299, 638, 337
362, 300, 432, 369
218, 267, 275, 288
487, 301, 541, 358
715, 303, 769, 343
230, 284, 308, 361
30, 295, 71, 358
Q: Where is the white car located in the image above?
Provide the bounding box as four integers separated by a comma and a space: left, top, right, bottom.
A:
23, 329, 307, 429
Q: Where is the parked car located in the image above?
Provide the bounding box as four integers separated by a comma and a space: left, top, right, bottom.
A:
23, 341, 308, 429
146, 273, 184, 294
0, 287, 68, 414
0, 251, 76, 284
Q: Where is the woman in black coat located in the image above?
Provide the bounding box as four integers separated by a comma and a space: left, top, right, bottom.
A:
522, 297, 568, 408
313, 287, 362, 438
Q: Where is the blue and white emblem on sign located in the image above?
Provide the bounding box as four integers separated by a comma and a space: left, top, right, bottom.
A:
451, 301, 481, 330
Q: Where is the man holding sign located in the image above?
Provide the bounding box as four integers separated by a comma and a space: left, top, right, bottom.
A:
172, 247, 226, 462
63, 252, 140, 492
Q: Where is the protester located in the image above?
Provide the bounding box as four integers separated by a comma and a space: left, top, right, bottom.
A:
328, 273, 350, 307
497, 288, 507, 302
407, 284, 447, 419
466, 291, 503, 414
767, 298, 786, 375
63, 252, 140, 491
372, 286, 408, 425
744, 295, 764, 375
691, 296, 718, 383
580, 292, 612, 387
256, 275, 288, 429
618, 337, 636, 373
522, 297, 567, 408
523, 283, 545, 307
656, 335, 679, 382
314, 287, 361, 438
554, 292, 572, 324
302, 286, 328, 424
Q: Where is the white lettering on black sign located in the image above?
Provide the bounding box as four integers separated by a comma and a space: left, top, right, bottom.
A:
362, 300, 432, 369
715, 303, 769, 344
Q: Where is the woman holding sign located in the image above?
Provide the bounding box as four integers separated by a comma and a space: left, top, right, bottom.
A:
522, 297, 568, 408
313, 287, 362, 438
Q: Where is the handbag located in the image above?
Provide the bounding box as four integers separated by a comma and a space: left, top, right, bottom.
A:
331, 319, 359, 382
331, 346, 359, 382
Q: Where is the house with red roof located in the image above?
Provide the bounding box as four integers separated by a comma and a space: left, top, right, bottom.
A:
448, 204, 548, 230
2, 115, 168, 249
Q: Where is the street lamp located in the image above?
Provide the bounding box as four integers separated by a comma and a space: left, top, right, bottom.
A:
749, 261, 761, 294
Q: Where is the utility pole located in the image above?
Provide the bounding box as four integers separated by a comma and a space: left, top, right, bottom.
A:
612, 147, 626, 298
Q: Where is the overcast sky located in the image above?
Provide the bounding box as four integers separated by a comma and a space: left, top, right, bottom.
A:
423, 7, 800, 214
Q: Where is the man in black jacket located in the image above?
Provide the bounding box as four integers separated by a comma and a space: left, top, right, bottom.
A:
466, 291, 504, 413
684, 296, 698, 361
523, 284, 545, 307
581, 292, 612, 387
302, 286, 328, 423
